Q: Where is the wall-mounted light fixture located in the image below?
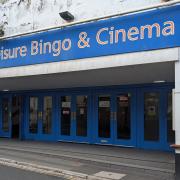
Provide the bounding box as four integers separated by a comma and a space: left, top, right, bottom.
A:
59, 11, 74, 22
2, 89, 9, 92
161, 0, 171, 2
0, 29, 4, 37
153, 80, 166, 83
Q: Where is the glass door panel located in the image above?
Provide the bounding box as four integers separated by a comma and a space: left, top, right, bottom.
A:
140, 88, 174, 150
116, 94, 131, 140
76, 96, 88, 137
43, 96, 52, 134
61, 96, 71, 136
1, 96, 23, 138
98, 95, 111, 138
144, 92, 160, 141
28, 95, 53, 137
29, 97, 38, 134
114, 91, 136, 147
2, 97, 10, 132
12, 96, 22, 138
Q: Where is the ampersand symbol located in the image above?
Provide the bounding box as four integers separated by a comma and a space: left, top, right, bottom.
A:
78, 32, 90, 48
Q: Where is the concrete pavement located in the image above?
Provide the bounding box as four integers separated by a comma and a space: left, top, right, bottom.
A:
0, 139, 175, 180
0, 165, 65, 180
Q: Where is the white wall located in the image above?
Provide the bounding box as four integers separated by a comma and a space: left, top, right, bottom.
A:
0, 0, 162, 36
175, 48, 180, 153
0, 48, 178, 78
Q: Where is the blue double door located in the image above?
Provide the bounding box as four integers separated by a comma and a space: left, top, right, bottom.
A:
27, 92, 92, 142
57, 93, 92, 142
93, 90, 136, 146
0, 95, 23, 138
4, 84, 172, 151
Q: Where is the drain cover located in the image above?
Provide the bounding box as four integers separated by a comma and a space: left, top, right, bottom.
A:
93, 171, 126, 180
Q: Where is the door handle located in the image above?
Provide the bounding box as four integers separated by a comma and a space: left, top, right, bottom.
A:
110, 112, 117, 120
114, 112, 117, 121
9, 112, 11, 119
38, 111, 43, 119
111, 112, 114, 120
71, 112, 76, 119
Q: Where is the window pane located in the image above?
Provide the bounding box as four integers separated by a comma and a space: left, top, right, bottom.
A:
61, 96, 71, 136
98, 95, 111, 138
76, 96, 88, 137
167, 92, 175, 143
29, 97, 38, 133
117, 94, 131, 139
2, 98, 9, 132
12, 96, 22, 138
43, 96, 52, 134
144, 93, 160, 141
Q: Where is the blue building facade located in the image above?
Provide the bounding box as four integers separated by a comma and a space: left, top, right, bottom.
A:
0, 4, 179, 152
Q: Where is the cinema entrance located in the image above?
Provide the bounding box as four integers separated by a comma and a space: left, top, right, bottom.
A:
0, 59, 176, 151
